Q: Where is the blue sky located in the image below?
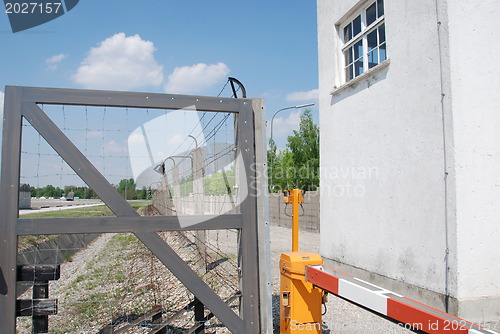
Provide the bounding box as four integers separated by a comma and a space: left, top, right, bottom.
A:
1, 1, 319, 145
0, 1, 319, 187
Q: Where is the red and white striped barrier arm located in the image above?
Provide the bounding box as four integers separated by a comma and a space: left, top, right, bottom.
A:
306, 265, 499, 334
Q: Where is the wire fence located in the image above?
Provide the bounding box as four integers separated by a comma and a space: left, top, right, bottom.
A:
15, 82, 247, 333
17, 230, 241, 333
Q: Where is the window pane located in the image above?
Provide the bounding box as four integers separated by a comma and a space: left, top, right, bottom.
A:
344, 48, 353, 65
368, 49, 379, 68
367, 29, 378, 51
377, 0, 384, 17
346, 65, 354, 81
353, 40, 363, 60
366, 3, 377, 26
353, 15, 361, 36
380, 43, 387, 62
355, 59, 364, 76
379, 23, 386, 43
344, 24, 352, 42
342, 0, 386, 83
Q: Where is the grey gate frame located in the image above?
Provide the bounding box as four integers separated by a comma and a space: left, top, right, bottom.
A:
0, 86, 270, 333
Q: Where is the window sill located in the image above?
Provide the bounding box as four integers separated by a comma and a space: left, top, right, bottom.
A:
330, 59, 391, 96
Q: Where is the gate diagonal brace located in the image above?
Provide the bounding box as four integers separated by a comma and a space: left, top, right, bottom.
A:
0, 86, 265, 334
134, 231, 244, 333
305, 265, 499, 334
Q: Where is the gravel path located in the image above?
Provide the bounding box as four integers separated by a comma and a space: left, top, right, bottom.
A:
16, 234, 114, 333
49, 233, 114, 295
27, 227, 414, 333
270, 225, 413, 334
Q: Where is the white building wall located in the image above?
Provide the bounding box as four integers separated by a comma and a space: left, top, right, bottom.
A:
318, 0, 500, 323
447, 0, 500, 318
318, 0, 450, 296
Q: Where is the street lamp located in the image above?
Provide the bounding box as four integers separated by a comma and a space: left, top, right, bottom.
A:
269, 103, 315, 192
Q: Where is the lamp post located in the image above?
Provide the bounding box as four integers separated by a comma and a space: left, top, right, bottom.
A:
269, 103, 314, 192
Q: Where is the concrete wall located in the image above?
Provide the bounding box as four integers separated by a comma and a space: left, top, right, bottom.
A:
19, 190, 31, 209
269, 189, 320, 232
152, 187, 321, 232
318, 0, 448, 297
16, 234, 98, 296
153, 192, 239, 216
152, 173, 240, 216
318, 0, 500, 324
447, 0, 500, 320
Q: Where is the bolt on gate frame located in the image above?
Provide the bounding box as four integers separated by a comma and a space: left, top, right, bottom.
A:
0, 86, 271, 333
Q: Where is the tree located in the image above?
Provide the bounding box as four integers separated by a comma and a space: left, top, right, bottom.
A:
286, 109, 320, 190
268, 109, 319, 192
269, 148, 294, 191
179, 176, 193, 196
63, 185, 96, 199
204, 167, 236, 196
267, 138, 278, 192
136, 186, 149, 200
41, 184, 55, 198
117, 178, 137, 200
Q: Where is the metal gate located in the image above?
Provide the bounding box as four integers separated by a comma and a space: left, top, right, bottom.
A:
0, 86, 269, 333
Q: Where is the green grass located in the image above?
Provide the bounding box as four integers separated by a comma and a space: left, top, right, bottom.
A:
20, 201, 151, 219
56, 232, 151, 332
18, 201, 151, 251
128, 201, 151, 210
18, 234, 59, 251
18, 201, 155, 332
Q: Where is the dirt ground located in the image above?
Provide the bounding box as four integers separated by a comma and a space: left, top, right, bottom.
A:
17, 225, 417, 333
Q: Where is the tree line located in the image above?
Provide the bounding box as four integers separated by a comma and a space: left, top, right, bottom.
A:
28, 179, 151, 200
267, 109, 319, 192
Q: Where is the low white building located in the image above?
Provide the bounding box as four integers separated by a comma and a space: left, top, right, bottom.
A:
19, 184, 31, 209
318, 0, 500, 325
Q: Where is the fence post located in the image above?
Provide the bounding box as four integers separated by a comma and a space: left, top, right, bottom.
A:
32, 281, 49, 333
16, 264, 60, 334
192, 147, 207, 273
151, 305, 166, 334
194, 298, 205, 333
172, 165, 181, 213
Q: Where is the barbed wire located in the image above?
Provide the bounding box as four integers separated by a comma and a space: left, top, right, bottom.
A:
17, 83, 243, 332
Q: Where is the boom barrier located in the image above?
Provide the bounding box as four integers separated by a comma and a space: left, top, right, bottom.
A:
306, 265, 499, 334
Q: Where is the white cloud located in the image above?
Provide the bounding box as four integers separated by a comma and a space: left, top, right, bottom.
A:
128, 132, 146, 145
102, 140, 127, 154
167, 134, 183, 146
87, 130, 103, 139
269, 110, 302, 139
286, 88, 319, 102
73, 33, 164, 90
165, 62, 230, 94
46, 53, 67, 70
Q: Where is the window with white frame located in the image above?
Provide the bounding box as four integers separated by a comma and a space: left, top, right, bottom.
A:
341, 0, 387, 82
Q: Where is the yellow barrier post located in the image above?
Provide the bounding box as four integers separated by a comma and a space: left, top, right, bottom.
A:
291, 189, 300, 252
280, 189, 324, 333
